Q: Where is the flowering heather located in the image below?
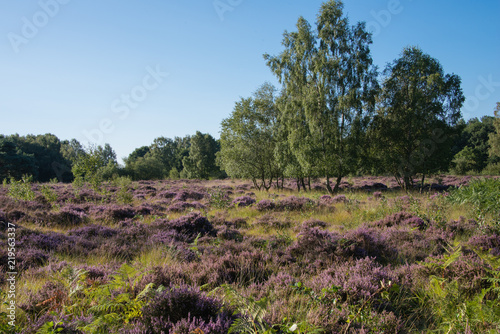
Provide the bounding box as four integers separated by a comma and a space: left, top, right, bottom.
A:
72, 187, 104, 203
254, 213, 292, 230
232, 196, 256, 207
318, 195, 334, 205
256, 199, 276, 211
342, 227, 396, 261
370, 211, 426, 229
140, 284, 233, 334
90, 204, 136, 221
301, 218, 327, 230
156, 190, 178, 199
331, 194, 348, 203
68, 224, 119, 239
16, 247, 50, 271
166, 213, 215, 242
50, 205, 88, 226
276, 195, 315, 211
167, 201, 206, 212
191, 249, 272, 286
318, 257, 398, 302
287, 227, 340, 267
468, 234, 500, 256
174, 190, 205, 202
216, 225, 243, 241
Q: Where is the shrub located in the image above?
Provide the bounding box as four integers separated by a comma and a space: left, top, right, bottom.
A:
256, 199, 276, 211
277, 196, 315, 211
90, 204, 136, 221
50, 205, 88, 226
331, 195, 348, 203
6, 175, 35, 202
448, 177, 500, 222
167, 213, 215, 242
167, 201, 206, 213
208, 188, 231, 209
140, 285, 233, 334
231, 196, 256, 208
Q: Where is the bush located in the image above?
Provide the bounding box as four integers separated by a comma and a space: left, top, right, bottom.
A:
232, 196, 256, 207
256, 199, 276, 211
166, 213, 215, 242
6, 175, 35, 202
140, 285, 233, 334
448, 177, 500, 222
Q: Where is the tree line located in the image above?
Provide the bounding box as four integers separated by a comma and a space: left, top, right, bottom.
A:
217, 0, 500, 192
1, 1, 499, 190
0, 131, 224, 184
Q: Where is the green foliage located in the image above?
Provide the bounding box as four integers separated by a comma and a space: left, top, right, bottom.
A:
126, 154, 167, 180
372, 46, 464, 190
113, 176, 134, 204
78, 264, 157, 334
0, 291, 21, 334
40, 184, 59, 205
417, 243, 500, 333
6, 174, 36, 201
0, 137, 38, 181
264, 1, 378, 193
183, 131, 220, 179
452, 146, 479, 175
488, 102, 500, 159
218, 83, 280, 190
36, 321, 64, 334
447, 177, 500, 224
169, 167, 180, 179
482, 162, 500, 175
72, 144, 118, 191
208, 188, 230, 209
221, 285, 274, 334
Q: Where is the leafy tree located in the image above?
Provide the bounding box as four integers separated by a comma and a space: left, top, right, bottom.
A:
124, 146, 150, 166
7, 133, 72, 182
127, 155, 167, 180
372, 46, 464, 190
60, 139, 85, 165
72, 144, 118, 189
264, 0, 378, 193
149, 137, 177, 172
173, 136, 191, 172
451, 116, 498, 173
0, 138, 37, 180
98, 143, 118, 165
182, 131, 220, 179
218, 83, 280, 190
452, 146, 479, 175
489, 102, 500, 159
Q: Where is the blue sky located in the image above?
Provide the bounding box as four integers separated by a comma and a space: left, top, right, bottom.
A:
1, 0, 499, 162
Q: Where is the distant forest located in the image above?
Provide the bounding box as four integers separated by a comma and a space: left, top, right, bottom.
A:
2, 1, 500, 193
1, 107, 499, 190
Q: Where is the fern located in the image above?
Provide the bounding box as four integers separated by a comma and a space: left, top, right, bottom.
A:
220, 285, 275, 334
36, 321, 64, 334
416, 243, 500, 333
78, 264, 158, 333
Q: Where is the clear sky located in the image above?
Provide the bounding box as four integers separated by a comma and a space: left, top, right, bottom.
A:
1, 0, 499, 163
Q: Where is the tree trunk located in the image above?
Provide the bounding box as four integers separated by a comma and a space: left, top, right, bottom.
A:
333, 175, 343, 193
420, 173, 426, 193
326, 175, 334, 194
301, 178, 307, 192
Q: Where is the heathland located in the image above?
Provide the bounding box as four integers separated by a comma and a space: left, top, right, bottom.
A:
1, 175, 499, 333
